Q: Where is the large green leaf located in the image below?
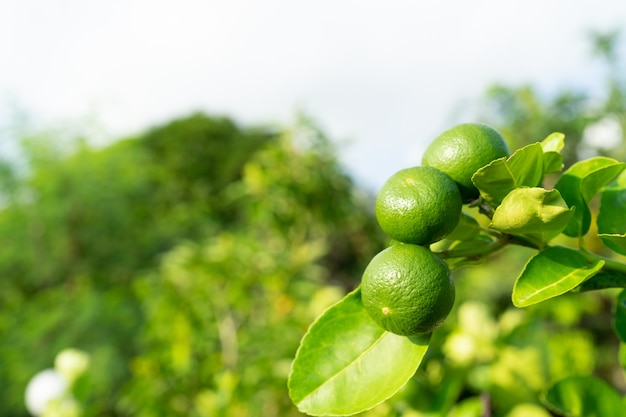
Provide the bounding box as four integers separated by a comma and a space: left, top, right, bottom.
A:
489, 187, 573, 244
288, 288, 430, 416
542, 375, 626, 417
512, 246, 604, 307
472, 143, 544, 206
554, 157, 626, 237
598, 170, 626, 255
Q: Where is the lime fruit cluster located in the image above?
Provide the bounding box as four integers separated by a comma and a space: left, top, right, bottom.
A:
362, 123, 509, 336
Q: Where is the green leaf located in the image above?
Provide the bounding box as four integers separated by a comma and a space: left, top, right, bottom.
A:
581, 162, 626, 203
507, 143, 545, 188
598, 170, 626, 255
615, 290, 626, 343
512, 246, 604, 307
598, 234, 626, 256
540, 132, 565, 174
555, 157, 626, 237
489, 187, 574, 244
288, 288, 431, 416
470, 158, 512, 205
448, 235, 494, 252
471, 138, 564, 206
472, 143, 544, 206
542, 375, 626, 417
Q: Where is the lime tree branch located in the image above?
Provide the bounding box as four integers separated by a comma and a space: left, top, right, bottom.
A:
436, 231, 626, 289
435, 232, 539, 261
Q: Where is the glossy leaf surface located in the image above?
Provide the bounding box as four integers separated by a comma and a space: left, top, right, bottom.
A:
512, 246, 604, 307
598, 234, 626, 256
289, 289, 430, 416
555, 157, 625, 237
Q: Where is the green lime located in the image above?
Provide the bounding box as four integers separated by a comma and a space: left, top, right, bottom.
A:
361, 243, 454, 336
375, 166, 462, 245
422, 123, 509, 202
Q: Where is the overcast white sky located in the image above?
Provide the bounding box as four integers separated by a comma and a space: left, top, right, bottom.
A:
1, 0, 625, 190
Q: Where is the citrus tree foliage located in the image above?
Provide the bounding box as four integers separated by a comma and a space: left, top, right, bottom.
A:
289, 129, 626, 417
4, 31, 626, 417
288, 33, 626, 417
0, 114, 384, 416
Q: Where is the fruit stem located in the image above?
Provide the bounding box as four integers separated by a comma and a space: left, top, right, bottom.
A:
470, 198, 495, 219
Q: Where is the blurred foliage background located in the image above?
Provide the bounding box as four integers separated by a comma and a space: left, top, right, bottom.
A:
1, 32, 626, 416
0, 113, 386, 416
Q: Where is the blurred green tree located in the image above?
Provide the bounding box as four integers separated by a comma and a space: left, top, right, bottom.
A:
117, 119, 386, 416
0, 114, 384, 416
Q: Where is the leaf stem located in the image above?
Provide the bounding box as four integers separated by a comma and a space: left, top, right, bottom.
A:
503, 233, 543, 250
436, 240, 506, 260
469, 197, 495, 219
438, 231, 544, 259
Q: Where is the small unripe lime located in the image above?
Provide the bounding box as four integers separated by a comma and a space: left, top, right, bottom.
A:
375, 166, 462, 245
422, 123, 509, 202
361, 243, 455, 336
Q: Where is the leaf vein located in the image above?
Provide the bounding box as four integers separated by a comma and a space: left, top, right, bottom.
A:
520, 261, 602, 304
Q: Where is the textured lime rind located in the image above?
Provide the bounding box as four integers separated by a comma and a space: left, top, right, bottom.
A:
361, 244, 455, 336
375, 166, 462, 245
